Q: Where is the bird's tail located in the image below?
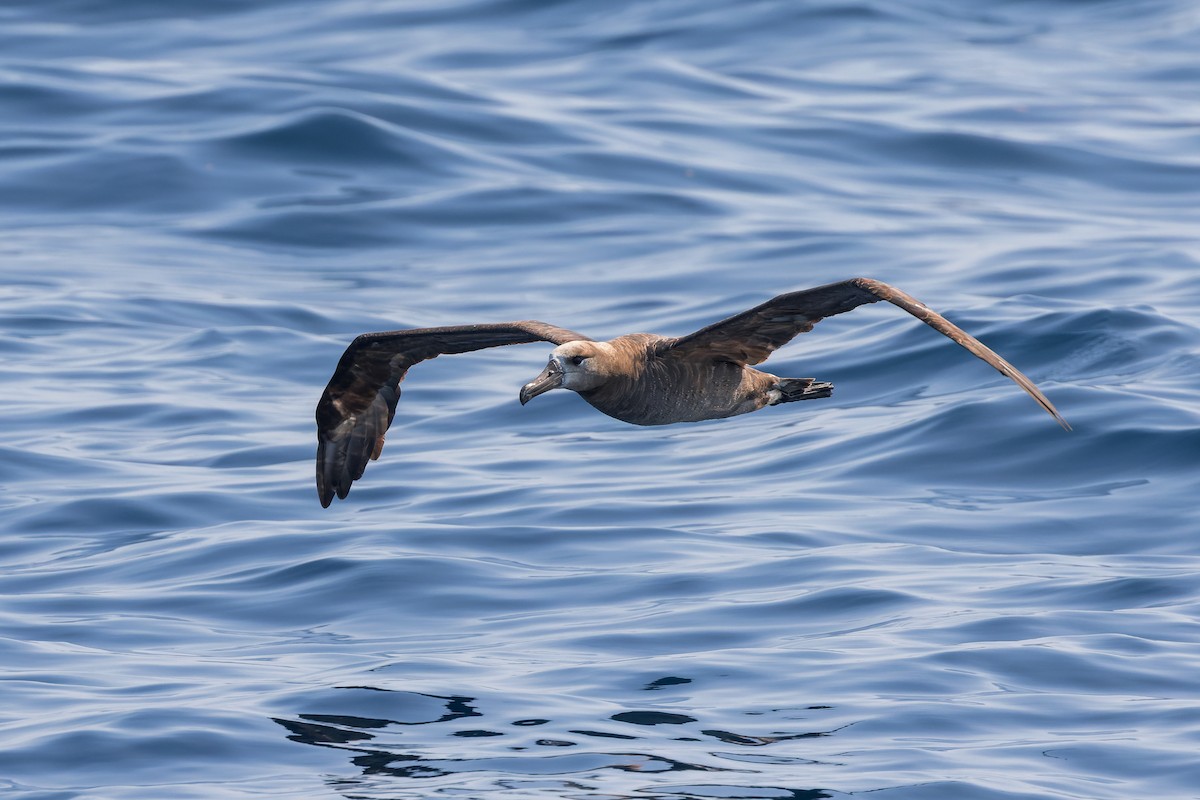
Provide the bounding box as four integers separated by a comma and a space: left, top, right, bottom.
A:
771, 377, 833, 404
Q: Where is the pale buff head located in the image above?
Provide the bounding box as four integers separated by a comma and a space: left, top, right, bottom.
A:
519, 340, 613, 404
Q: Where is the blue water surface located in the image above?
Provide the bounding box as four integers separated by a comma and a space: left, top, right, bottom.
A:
2, 1, 1200, 798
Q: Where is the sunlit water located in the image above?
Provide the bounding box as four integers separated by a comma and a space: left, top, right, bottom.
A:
2, 1, 1200, 798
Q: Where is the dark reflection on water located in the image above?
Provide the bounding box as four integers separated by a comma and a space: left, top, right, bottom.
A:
272, 687, 844, 798
612, 710, 699, 726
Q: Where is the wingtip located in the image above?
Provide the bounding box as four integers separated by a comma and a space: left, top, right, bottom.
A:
315, 478, 350, 508
316, 468, 334, 507
316, 439, 341, 508
1034, 396, 1071, 432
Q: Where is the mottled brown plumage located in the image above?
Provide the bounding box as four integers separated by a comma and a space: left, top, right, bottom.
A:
315, 278, 1068, 506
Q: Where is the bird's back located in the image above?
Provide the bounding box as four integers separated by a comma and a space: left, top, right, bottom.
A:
578, 334, 772, 425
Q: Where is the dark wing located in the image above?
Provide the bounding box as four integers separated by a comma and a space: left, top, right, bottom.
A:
316, 321, 590, 507
664, 277, 1069, 429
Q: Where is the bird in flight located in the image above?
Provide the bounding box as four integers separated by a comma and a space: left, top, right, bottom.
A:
315, 278, 1068, 506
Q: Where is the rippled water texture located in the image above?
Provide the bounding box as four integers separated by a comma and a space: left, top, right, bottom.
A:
3, 1, 1200, 798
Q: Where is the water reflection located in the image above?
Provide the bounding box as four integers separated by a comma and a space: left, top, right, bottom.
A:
273, 686, 838, 799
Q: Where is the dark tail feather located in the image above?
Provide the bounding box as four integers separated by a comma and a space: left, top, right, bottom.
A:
773, 378, 833, 404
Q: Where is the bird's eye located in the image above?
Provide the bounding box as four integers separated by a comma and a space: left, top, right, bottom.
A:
570, 355, 585, 366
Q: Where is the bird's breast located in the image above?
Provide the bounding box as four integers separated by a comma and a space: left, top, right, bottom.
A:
581, 358, 769, 426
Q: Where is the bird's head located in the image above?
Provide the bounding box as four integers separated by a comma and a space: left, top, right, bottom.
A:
519, 340, 610, 404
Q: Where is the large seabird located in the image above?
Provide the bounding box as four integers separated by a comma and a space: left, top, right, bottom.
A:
315, 278, 1068, 506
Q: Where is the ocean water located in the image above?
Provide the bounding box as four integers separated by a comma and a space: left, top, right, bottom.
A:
2, 1, 1200, 798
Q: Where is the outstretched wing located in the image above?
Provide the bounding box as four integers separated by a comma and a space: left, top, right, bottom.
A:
316, 321, 590, 507
664, 277, 1069, 429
